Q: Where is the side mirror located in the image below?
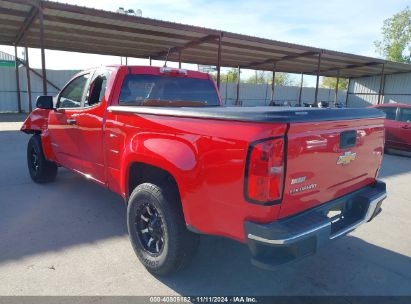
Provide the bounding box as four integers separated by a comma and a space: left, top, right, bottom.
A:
36, 96, 54, 109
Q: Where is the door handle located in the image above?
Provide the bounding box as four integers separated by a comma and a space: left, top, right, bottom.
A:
401, 125, 409, 129
66, 119, 77, 125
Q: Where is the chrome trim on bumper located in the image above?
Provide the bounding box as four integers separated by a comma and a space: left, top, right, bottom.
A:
329, 192, 386, 240
248, 222, 331, 245
247, 192, 387, 245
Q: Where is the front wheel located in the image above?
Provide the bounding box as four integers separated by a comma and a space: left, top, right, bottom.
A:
127, 183, 199, 276
27, 134, 58, 183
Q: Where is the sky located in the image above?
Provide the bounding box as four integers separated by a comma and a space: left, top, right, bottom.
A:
0, 0, 409, 85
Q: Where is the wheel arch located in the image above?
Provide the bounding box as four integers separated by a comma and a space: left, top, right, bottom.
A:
127, 162, 180, 200
126, 161, 192, 225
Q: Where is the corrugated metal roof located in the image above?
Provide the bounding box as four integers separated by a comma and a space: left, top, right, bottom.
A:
1, 0, 411, 78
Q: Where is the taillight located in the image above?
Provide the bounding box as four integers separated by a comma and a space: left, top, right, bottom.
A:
245, 137, 285, 204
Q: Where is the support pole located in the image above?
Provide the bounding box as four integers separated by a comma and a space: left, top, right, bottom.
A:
225, 74, 228, 104
270, 63, 276, 105
18, 61, 60, 91
380, 74, 386, 105
149, 56, 152, 66
314, 52, 322, 104
345, 78, 351, 107
178, 51, 182, 69
125, 57, 128, 65
25, 46, 32, 112
298, 73, 304, 106
216, 33, 222, 89
235, 66, 240, 106
378, 64, 385, 105
334, 71, 340, 105
14, 45, 22, 113
39, 2, 47, 95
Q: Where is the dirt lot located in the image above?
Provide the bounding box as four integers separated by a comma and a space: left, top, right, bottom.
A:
0, 113, 410, 296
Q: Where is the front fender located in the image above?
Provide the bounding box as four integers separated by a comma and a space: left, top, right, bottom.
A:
20, 108, 50, 134
20, 108, 57, 162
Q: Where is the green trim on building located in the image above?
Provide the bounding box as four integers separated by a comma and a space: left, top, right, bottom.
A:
0, 60, 15, 67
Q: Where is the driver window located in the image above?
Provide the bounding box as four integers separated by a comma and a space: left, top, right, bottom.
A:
378, 107, 397, 120
58, 74, 90, 108
399, 108, 411, 123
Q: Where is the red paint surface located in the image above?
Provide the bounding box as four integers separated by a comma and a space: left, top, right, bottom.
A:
372, 104, 411, 152
280, 119, 384, 218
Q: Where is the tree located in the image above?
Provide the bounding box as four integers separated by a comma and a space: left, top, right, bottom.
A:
245, 71, 269, 84
210, 68, 239, 83
320, 77, 348, 90
245, 71, 297, 86
211, 69, 297, 86
374, 7, 411, 63
222, 68, 239, 83
273, 72, 297, 86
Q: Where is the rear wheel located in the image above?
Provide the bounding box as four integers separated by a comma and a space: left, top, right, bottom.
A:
27, 134, 57, 183
127, 183, 199, 276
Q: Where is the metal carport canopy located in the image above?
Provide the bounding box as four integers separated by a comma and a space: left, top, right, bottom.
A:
1, 0, 411, 79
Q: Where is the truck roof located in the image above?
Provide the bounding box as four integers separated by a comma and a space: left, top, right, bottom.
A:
82, 65, 212, 80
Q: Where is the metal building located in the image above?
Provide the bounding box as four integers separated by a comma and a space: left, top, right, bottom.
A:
348, 73, 411, 107
0, 50, 15, 67
0, 50, 78, 112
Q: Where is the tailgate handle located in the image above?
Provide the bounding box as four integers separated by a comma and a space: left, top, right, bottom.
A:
340, 130, 357, 149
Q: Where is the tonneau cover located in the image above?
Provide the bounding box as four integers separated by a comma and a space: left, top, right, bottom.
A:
108, 106, 385, 123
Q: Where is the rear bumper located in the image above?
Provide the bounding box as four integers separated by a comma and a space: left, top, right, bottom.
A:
244, 180, 387, 270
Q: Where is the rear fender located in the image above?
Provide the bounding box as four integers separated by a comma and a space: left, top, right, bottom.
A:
121, 133, 198, 224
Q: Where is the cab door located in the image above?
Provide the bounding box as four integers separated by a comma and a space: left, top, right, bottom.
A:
48, 73, 91, 171
394, 107, 411, 151
377, 106, 399, 149
74, 69, 111, 184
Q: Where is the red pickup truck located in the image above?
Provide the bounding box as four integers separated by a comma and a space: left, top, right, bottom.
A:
21, 65, 387, 275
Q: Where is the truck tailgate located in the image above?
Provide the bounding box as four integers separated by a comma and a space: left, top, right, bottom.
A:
280, 117, 385, 218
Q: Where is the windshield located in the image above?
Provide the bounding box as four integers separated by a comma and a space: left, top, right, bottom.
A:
119, 74, 219, 107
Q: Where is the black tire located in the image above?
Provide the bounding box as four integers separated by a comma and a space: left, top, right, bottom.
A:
27, 134, 58, 183
127, 183, 199, 276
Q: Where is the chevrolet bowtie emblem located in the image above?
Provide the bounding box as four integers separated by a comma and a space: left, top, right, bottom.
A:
337, 151, 357, 165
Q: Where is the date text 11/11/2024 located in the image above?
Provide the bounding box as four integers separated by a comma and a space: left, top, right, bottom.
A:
149, 296, 258, 303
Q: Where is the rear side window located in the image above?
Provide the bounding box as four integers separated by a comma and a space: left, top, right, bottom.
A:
86, 71, 111, 107
378, 107, 397, 120
399, 108, 411, 123
119, 74, 219, 106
